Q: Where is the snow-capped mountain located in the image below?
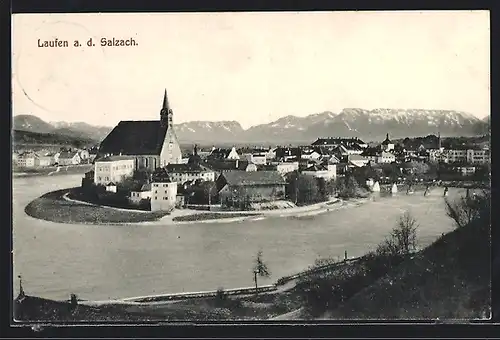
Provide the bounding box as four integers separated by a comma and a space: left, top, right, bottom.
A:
175, 120, 244, 143
13, 109, 488, 146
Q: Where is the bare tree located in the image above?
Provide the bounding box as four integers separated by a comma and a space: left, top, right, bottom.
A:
445, 189, 490, 229
253, 250, 271, 292
377, 211, 419, 257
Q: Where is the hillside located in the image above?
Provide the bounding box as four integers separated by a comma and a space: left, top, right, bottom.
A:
325, 195, 491, 319
12, 129, 97, 149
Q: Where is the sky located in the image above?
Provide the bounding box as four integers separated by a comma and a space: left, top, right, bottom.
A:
12, 11, 490, 129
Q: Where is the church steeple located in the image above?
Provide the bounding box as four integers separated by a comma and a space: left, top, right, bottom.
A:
160, 89, 173, 128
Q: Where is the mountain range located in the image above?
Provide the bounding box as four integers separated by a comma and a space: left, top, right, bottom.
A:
13, 109, 489, 146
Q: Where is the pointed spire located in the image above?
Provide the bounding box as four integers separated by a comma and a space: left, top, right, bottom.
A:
162, 89, 170, 110
386, 133, 389, 141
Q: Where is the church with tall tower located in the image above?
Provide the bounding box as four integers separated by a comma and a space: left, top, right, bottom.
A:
97, 89, 182, 171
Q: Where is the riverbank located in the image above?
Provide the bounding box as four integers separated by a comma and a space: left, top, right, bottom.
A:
24, 188, 169, 224
13, 164, 93, 178
16, 212, 490, 321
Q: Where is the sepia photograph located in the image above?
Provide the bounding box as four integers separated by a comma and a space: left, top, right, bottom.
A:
11, 10, 491, 323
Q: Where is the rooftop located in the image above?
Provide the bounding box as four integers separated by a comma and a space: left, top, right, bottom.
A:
95, 155, 135, 162
221, 170, 286, 186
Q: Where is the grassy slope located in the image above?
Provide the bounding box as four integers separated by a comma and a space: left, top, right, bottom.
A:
326, 214, 490, 319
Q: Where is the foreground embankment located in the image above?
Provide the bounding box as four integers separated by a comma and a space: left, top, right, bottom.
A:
24, 188, 169, 224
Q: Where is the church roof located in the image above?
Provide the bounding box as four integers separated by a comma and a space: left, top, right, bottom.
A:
98, 120, 168, 156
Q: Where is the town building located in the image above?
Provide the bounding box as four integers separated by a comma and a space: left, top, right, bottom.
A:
16, 152, 37, 168
243, 152, 267, 165
347, 154, 370, 167
311, 137, 368, 149
302, 162, 337, 181
94, 155, 135, 185
58, 151, 81, 166
216, 171, 287, 206
207, 146, 240, 161
36, 153, 53, 167
166, 163, 216, 184
97, 89, 182, 171
205, 159, 257, 174
376, 151, 396, 164
150, 168, 177, 212
466, 148, 490, 164
445, 148, 468, 163
129, 183, 152, 205
380, 133, 395, 152
454, 166, 476, 176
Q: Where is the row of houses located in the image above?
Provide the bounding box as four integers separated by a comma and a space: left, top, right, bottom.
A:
13, 149, 95, 168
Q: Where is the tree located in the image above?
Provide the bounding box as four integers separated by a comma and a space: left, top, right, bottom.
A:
336, 175, 363, 199
253, 250, 271, 293
445, 189, 490, 229
377, 211, 419, 257
296, 174, 319, 205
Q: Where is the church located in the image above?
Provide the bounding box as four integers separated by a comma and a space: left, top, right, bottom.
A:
97, 90, 182, 171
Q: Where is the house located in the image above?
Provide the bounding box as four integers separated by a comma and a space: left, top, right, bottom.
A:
380, 133, 395, 152
454, 166, 476, 176
302, 162, 337, 181
150, 168, 177, 212
347, 154, 370, 167
58, 151, 81, 166
300, 148, 322, 160
165, 163, 216, 184
36, 153, 53, 167
243, 152, 267, 165
16, 152, 37, 168
445, 147, 468, 163
105, 182, 117, 193
274, 147, 300, 162
466, 147, 490, 164
94, 155, 135, 185
311, 137, 368, 149
320, 154, 340, 164
376, 151, 396, 164
97, 89, 182, 171
216, 171, 287, 206
275, 161, 300, 176
360, 147, 379, 163
129, 183, 152, 205
208, 146, 240, 161
205, 159, 256, 174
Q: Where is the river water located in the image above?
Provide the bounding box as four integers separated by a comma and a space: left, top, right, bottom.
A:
13, 174, 462, 301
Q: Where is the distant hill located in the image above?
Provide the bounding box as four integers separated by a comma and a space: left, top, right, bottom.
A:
12, 129, 97, 149
13, 115, 112, 142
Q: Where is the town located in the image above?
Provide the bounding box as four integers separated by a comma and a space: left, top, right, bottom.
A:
12, 90, 491, 215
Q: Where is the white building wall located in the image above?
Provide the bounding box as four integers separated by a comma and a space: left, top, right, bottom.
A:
94, 159, 135, 185
150, 182, 177, 212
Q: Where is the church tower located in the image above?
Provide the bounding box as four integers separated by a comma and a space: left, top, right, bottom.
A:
160, 89, 174, 128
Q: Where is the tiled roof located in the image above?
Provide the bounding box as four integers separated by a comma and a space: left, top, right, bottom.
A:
312, 137, 366, 146
221, 170, 286, 186
152, 168, 171, 182
58, 151, 78, 159
95, 155, 135, 162
304, 164, 328, 172
166, 163, 208, 173
98, 121, 168, 156
348, 154, 369, 161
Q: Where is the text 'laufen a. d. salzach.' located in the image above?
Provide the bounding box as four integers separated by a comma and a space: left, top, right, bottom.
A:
37, 37, 138, 48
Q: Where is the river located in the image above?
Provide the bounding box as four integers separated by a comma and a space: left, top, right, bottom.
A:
13, 174, 462, 301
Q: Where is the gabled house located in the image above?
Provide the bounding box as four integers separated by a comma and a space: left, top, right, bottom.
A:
216, 171, 287, 206
166, 163, 216, 184
58, 151, 81, 166
302, 162, 337, 181
16, 152, 37, 168
150, 167, 177, 212
347, 154, 370, 167
208, 146, 240, 161
129, 183, 152, 204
